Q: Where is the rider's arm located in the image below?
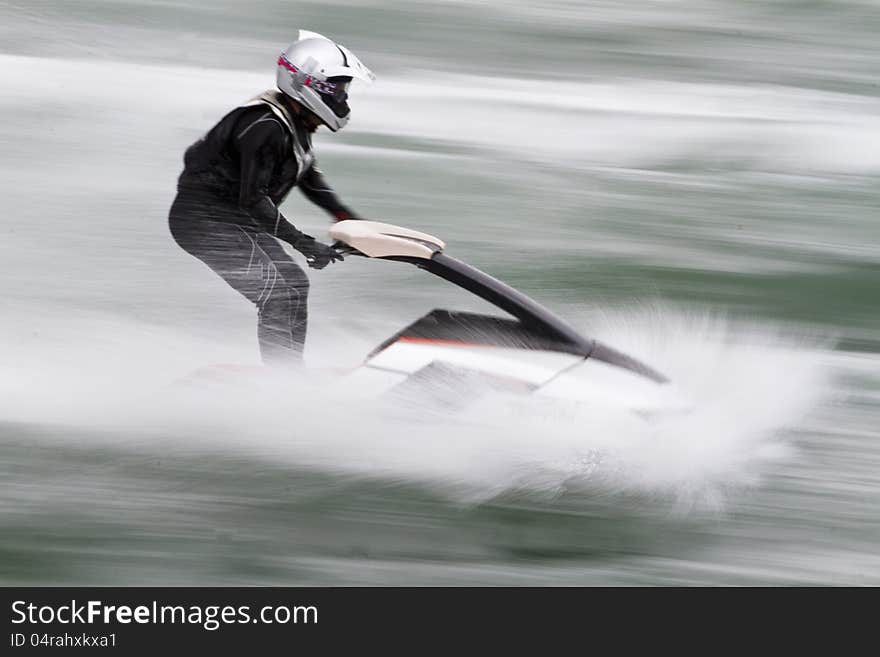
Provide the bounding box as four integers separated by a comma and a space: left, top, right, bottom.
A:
236, 113, 308, 246
298, 163, 361, 221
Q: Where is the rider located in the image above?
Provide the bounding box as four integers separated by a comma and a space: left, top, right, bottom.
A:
169, 30, 374, 366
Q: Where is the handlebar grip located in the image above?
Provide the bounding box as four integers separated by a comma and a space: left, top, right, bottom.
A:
331, 241, 363, 257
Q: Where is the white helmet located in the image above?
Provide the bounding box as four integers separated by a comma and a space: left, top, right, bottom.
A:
276, 30, 375, 132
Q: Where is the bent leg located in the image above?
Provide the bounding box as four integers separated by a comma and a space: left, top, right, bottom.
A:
169, 197, 302, 365
170, 214, 268, 306
169, 197, 311, 366
254, 233, 310, 364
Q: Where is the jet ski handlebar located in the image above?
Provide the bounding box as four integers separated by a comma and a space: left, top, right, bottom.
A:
328, 220, 445, 260
327, 220, 669, 383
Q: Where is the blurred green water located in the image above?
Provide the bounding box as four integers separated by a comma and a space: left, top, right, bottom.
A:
0, 0, 878, 585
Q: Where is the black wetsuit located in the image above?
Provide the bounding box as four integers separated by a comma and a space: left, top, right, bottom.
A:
169, 90, 358, 365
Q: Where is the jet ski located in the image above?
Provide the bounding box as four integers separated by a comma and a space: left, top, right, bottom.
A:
329, 221, 687, 415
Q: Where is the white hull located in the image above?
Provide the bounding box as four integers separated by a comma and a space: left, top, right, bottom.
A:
341, 340, 689, 416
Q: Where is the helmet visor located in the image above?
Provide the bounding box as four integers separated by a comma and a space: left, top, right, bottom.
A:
318, 76, 352, 118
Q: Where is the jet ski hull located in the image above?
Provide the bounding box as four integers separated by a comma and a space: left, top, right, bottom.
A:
339, 309, 688, 415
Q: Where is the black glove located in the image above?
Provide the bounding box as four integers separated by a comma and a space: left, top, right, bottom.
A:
294, 235, 344, 270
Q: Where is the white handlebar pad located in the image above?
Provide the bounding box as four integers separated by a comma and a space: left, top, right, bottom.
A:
329, 220, 445, 259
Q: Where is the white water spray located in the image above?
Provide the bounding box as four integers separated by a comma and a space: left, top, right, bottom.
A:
0, 304, 832, 510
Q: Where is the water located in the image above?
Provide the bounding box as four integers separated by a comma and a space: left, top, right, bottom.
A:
1, 0, 878, 585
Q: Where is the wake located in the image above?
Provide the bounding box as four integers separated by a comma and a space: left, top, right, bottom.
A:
0, 302, 832, 511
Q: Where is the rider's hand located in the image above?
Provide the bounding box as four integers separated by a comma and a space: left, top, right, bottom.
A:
294, 236, 344, 270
